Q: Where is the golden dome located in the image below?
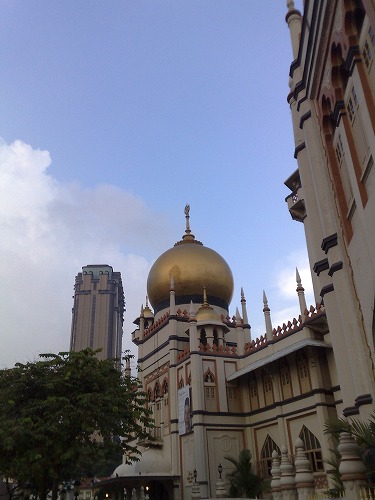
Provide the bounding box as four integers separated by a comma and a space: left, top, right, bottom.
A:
147, 207, 234, 312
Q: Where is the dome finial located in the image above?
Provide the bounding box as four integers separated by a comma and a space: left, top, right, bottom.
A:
184, 204, 191, 235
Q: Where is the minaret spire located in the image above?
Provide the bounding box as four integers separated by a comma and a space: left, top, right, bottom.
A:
263, 290, 273, 340
296, 267, 307, 318
240, 287, 249, 325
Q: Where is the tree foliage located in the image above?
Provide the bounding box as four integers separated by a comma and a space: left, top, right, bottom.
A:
0, 349, 152, 500
225, 449, 263, 498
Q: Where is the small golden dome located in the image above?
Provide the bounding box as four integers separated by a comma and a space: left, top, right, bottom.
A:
147, 207, 233, 312
195, 288, 222, 324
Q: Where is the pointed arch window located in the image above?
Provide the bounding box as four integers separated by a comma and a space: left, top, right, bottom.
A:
162, 379, 169, 407
204, 368, 216, 411
279, 358, 293, 400
154, 381, 161, 400
299, 426, 324, 472
262, 370, 274, 406
296, 350, 311, 393
178, 377, 184, 389
249, 372, 259, 411
259, 435, 280, 478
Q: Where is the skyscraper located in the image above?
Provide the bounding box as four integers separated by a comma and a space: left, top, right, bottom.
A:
70, 265, 125, 362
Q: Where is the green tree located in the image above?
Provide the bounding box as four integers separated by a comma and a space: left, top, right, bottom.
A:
225, 449, 263, 498
324, 412, 375, 486
0, 349, 152, 500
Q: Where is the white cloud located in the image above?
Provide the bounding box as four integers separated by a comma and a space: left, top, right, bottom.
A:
0, 139, 171, 368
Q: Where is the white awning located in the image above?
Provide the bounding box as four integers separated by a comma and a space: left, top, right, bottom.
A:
227, 339, 332, 381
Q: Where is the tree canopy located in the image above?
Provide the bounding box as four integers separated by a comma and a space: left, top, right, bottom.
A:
0, 349, 151, 500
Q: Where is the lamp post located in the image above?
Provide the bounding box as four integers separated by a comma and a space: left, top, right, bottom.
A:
218, 463, 223, 480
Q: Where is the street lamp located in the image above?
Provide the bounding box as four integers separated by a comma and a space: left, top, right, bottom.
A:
193, 469, 197, 483
217, 463, 223, 480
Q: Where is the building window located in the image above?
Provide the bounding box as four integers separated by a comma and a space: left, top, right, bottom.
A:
204, 369, 216, 411
147, 389, 152, 402
162, 379, 169, 407
363, 39, 372, 68
347, 96, 356, 122
249, 373, 259, 411
297, 351, 311, 393
178, 377, 184, 389
262, 370, 274, 406
299, 426, 324, 472
154, 381, 161, 400
227, 381, 240, 412
259, 435, 280, 478
335, 135, 344, 164
279, 358, 293, 400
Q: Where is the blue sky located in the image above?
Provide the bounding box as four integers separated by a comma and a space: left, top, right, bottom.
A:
0, 0, 311, 368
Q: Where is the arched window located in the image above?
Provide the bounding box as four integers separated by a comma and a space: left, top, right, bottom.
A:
296, 350, 311, 393
299, 426, 324, 472
204, 369, 215, 383
259, 435, 281, 478
162, 379, 168, 395
200, 328, 207, 346
147, 388, 152, 402
204, 368, 216, 411
262, 370, 274, 406
162, 379, 169, 407
154, 381, 161, 400
178, 377, 184, 389
249, 372, 259, 411
279, 358, 293, 400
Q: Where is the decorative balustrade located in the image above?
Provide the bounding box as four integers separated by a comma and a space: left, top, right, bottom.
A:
244, 303, 326, 354
144, 311, 170, 338
198, 342, 237, 356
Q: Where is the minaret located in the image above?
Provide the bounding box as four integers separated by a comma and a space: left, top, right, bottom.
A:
263, 290, 273, 340
235, 307, 245, 356
240, 287, 249, 325
296, 268, 307, 319
285, 1, 302, 61
241, 287, 252, 342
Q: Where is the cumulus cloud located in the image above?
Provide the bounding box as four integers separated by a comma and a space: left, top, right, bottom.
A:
0, 139, 171, 368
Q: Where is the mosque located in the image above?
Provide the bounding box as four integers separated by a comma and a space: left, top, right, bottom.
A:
94, 1, 375, 498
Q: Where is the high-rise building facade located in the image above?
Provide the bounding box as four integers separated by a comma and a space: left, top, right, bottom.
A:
70, 265, 125, 362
